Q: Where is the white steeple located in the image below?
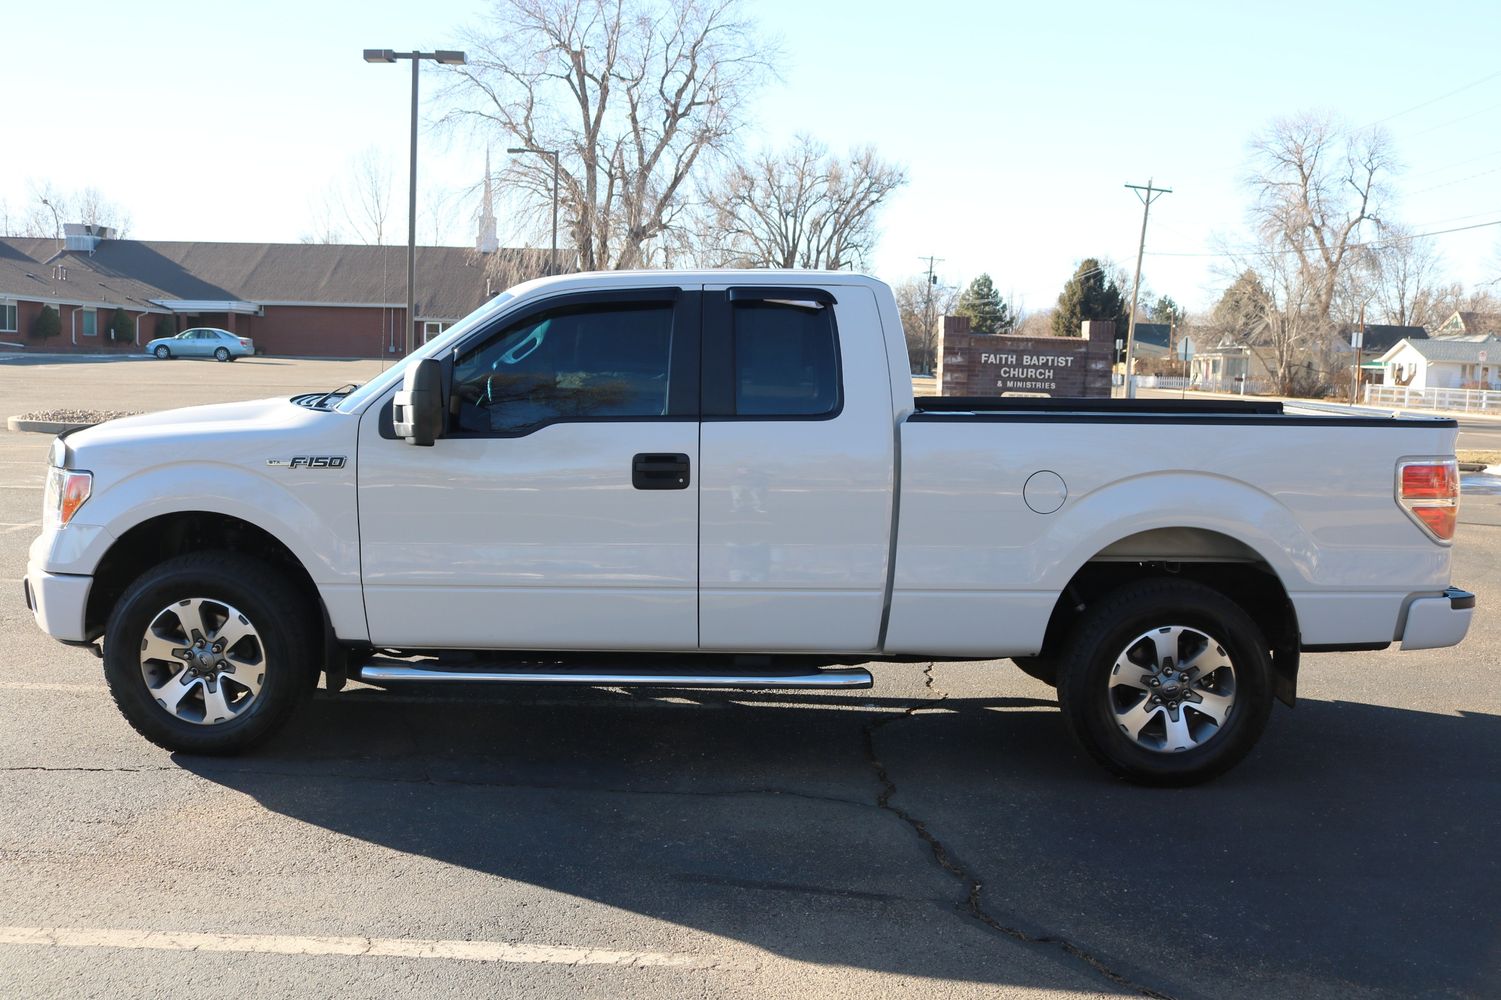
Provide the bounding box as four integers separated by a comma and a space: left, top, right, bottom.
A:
477, 148, 499, 254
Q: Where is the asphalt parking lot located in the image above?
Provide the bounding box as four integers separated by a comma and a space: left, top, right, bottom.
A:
1, 356, 1498, 998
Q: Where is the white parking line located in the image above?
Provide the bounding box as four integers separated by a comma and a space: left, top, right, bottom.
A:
0, 926, 748, 971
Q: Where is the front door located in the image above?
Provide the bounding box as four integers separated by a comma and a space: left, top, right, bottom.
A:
356, 288, 702, 650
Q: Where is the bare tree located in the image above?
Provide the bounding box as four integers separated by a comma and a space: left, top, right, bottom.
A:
1360, 225, 1444, 327
340, 149, 394, 246
446, 0, 771, 272
1013, 309, 1056, 339
1247, 112, 1394, 324
1222, 113, 1397, 394
73, 187, 131, 236
698, 135, 906, 269
12, 182, 130, 239
894, 276, 957, 374
299, 195, 344, 245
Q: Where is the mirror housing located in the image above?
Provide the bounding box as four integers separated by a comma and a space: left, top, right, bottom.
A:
393, 358, 444, 446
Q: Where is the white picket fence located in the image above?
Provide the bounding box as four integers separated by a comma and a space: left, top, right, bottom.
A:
1134, 375, 1274, 395
1364, 384, 1501, 412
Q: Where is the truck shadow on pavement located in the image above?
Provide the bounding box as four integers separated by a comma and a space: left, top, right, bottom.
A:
180, 686, 1501, 999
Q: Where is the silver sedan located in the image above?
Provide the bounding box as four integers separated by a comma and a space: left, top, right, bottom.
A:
145, 328, 255, 362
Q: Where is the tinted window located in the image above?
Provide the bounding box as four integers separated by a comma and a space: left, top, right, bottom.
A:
732, 301, 839, 416
452, 302, 674, 435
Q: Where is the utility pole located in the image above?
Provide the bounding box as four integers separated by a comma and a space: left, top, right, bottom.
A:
918, 255, 944, 375
1123, 180, 1171, 398
1350, 304, 1366, 406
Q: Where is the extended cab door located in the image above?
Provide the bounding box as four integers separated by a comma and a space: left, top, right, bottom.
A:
356, 288, 702, 650
697, 285, 896, 652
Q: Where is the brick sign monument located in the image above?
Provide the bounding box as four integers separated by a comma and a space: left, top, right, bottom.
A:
937, 317, 1115, 397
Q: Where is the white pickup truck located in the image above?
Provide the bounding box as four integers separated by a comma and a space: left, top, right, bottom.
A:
24, 271, 1474, 784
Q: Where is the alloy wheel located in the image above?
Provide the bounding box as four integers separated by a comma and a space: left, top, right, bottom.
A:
1107, 625, 1237, 753
138, 597, 266, 725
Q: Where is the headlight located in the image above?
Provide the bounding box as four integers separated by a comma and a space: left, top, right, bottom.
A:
43, 468, 92, 527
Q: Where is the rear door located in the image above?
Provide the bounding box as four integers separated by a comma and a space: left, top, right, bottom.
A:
697, 285, 896, 652
356, 287, 703, 650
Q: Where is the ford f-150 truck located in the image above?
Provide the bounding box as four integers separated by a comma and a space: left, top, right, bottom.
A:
24, 271, 1474, 784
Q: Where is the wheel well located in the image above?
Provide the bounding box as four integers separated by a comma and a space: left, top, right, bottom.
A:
1035, 529, 1300, 706
85, 512, 323, 642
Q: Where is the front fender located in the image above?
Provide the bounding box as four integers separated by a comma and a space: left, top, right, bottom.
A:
43, 461, 359, 586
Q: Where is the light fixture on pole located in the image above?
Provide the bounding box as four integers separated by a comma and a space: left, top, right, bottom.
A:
507, 147, 560, 275
363, 47, 467, 355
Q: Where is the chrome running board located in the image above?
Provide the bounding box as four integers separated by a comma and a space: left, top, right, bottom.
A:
357, 662, 873, 690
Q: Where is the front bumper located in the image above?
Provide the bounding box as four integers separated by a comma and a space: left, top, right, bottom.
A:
23, 561, 92, 643
1400, 587, 1475, 651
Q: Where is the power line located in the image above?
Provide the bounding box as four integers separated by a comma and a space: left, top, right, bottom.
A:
1360, 68, 1501, 129
1408, 98, 1501, 139
1407, 164, 1501, 197
1145, 217, 1501, 260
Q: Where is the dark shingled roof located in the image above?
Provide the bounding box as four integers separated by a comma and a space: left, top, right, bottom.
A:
1339, 323, 1427, 353
0, 238, 553, 320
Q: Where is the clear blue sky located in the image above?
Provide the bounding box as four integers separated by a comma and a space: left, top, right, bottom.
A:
4, 0, 1499, 313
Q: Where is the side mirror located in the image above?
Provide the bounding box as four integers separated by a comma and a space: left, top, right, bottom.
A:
393, 358, 444, 446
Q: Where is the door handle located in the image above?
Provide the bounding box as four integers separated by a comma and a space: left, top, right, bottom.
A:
633, 453, 691, 490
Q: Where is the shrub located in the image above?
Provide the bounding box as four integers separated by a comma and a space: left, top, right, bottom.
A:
108, 307, 133, 344
31, 305, 60, 340
154, 314, 177, 339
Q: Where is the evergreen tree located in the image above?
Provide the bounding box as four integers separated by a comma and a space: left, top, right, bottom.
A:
1052, 258, 1128, 338
30, 305, 60, 340
108, 307, 133, 343
955, 273, 1012, 335
1149, 295, 1183, 326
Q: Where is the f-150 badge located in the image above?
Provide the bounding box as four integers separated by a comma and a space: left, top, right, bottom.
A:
267, 456, 347, 469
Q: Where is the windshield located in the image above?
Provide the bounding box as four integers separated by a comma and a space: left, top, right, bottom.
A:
336, 292, 515, 413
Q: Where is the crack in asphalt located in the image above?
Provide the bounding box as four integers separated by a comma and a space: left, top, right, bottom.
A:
860, 663, 1176, 1000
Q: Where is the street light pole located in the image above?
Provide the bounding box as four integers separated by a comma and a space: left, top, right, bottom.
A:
508, 148, 560, 274
363, 47, 467, 355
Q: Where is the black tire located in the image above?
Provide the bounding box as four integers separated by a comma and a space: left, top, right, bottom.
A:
1056, 579, 1273, 786
214, 347, 231, 362
1011, 655, 1058, 687
154, 345, 170, 359
102, 553, 318, 754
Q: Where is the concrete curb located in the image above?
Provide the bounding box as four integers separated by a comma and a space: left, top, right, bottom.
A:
5, 417, 93, 435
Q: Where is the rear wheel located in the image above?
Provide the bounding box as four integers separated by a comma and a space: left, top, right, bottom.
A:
154, 345, 170, 359
214, 347, 231, 362
1056, 579, 1273, 786
103, 553, 317, 754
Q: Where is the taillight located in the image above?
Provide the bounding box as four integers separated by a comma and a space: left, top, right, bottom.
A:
1398, 459, 1459, 542
239, 338, 251, 348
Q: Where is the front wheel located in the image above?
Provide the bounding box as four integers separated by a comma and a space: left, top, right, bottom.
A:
1056, 579, 1273, 786
154, 345, 170, 359
102, 553, 317, 754
214, 347, 231, 362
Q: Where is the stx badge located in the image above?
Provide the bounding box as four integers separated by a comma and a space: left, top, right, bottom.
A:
267, 456, 347, 469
